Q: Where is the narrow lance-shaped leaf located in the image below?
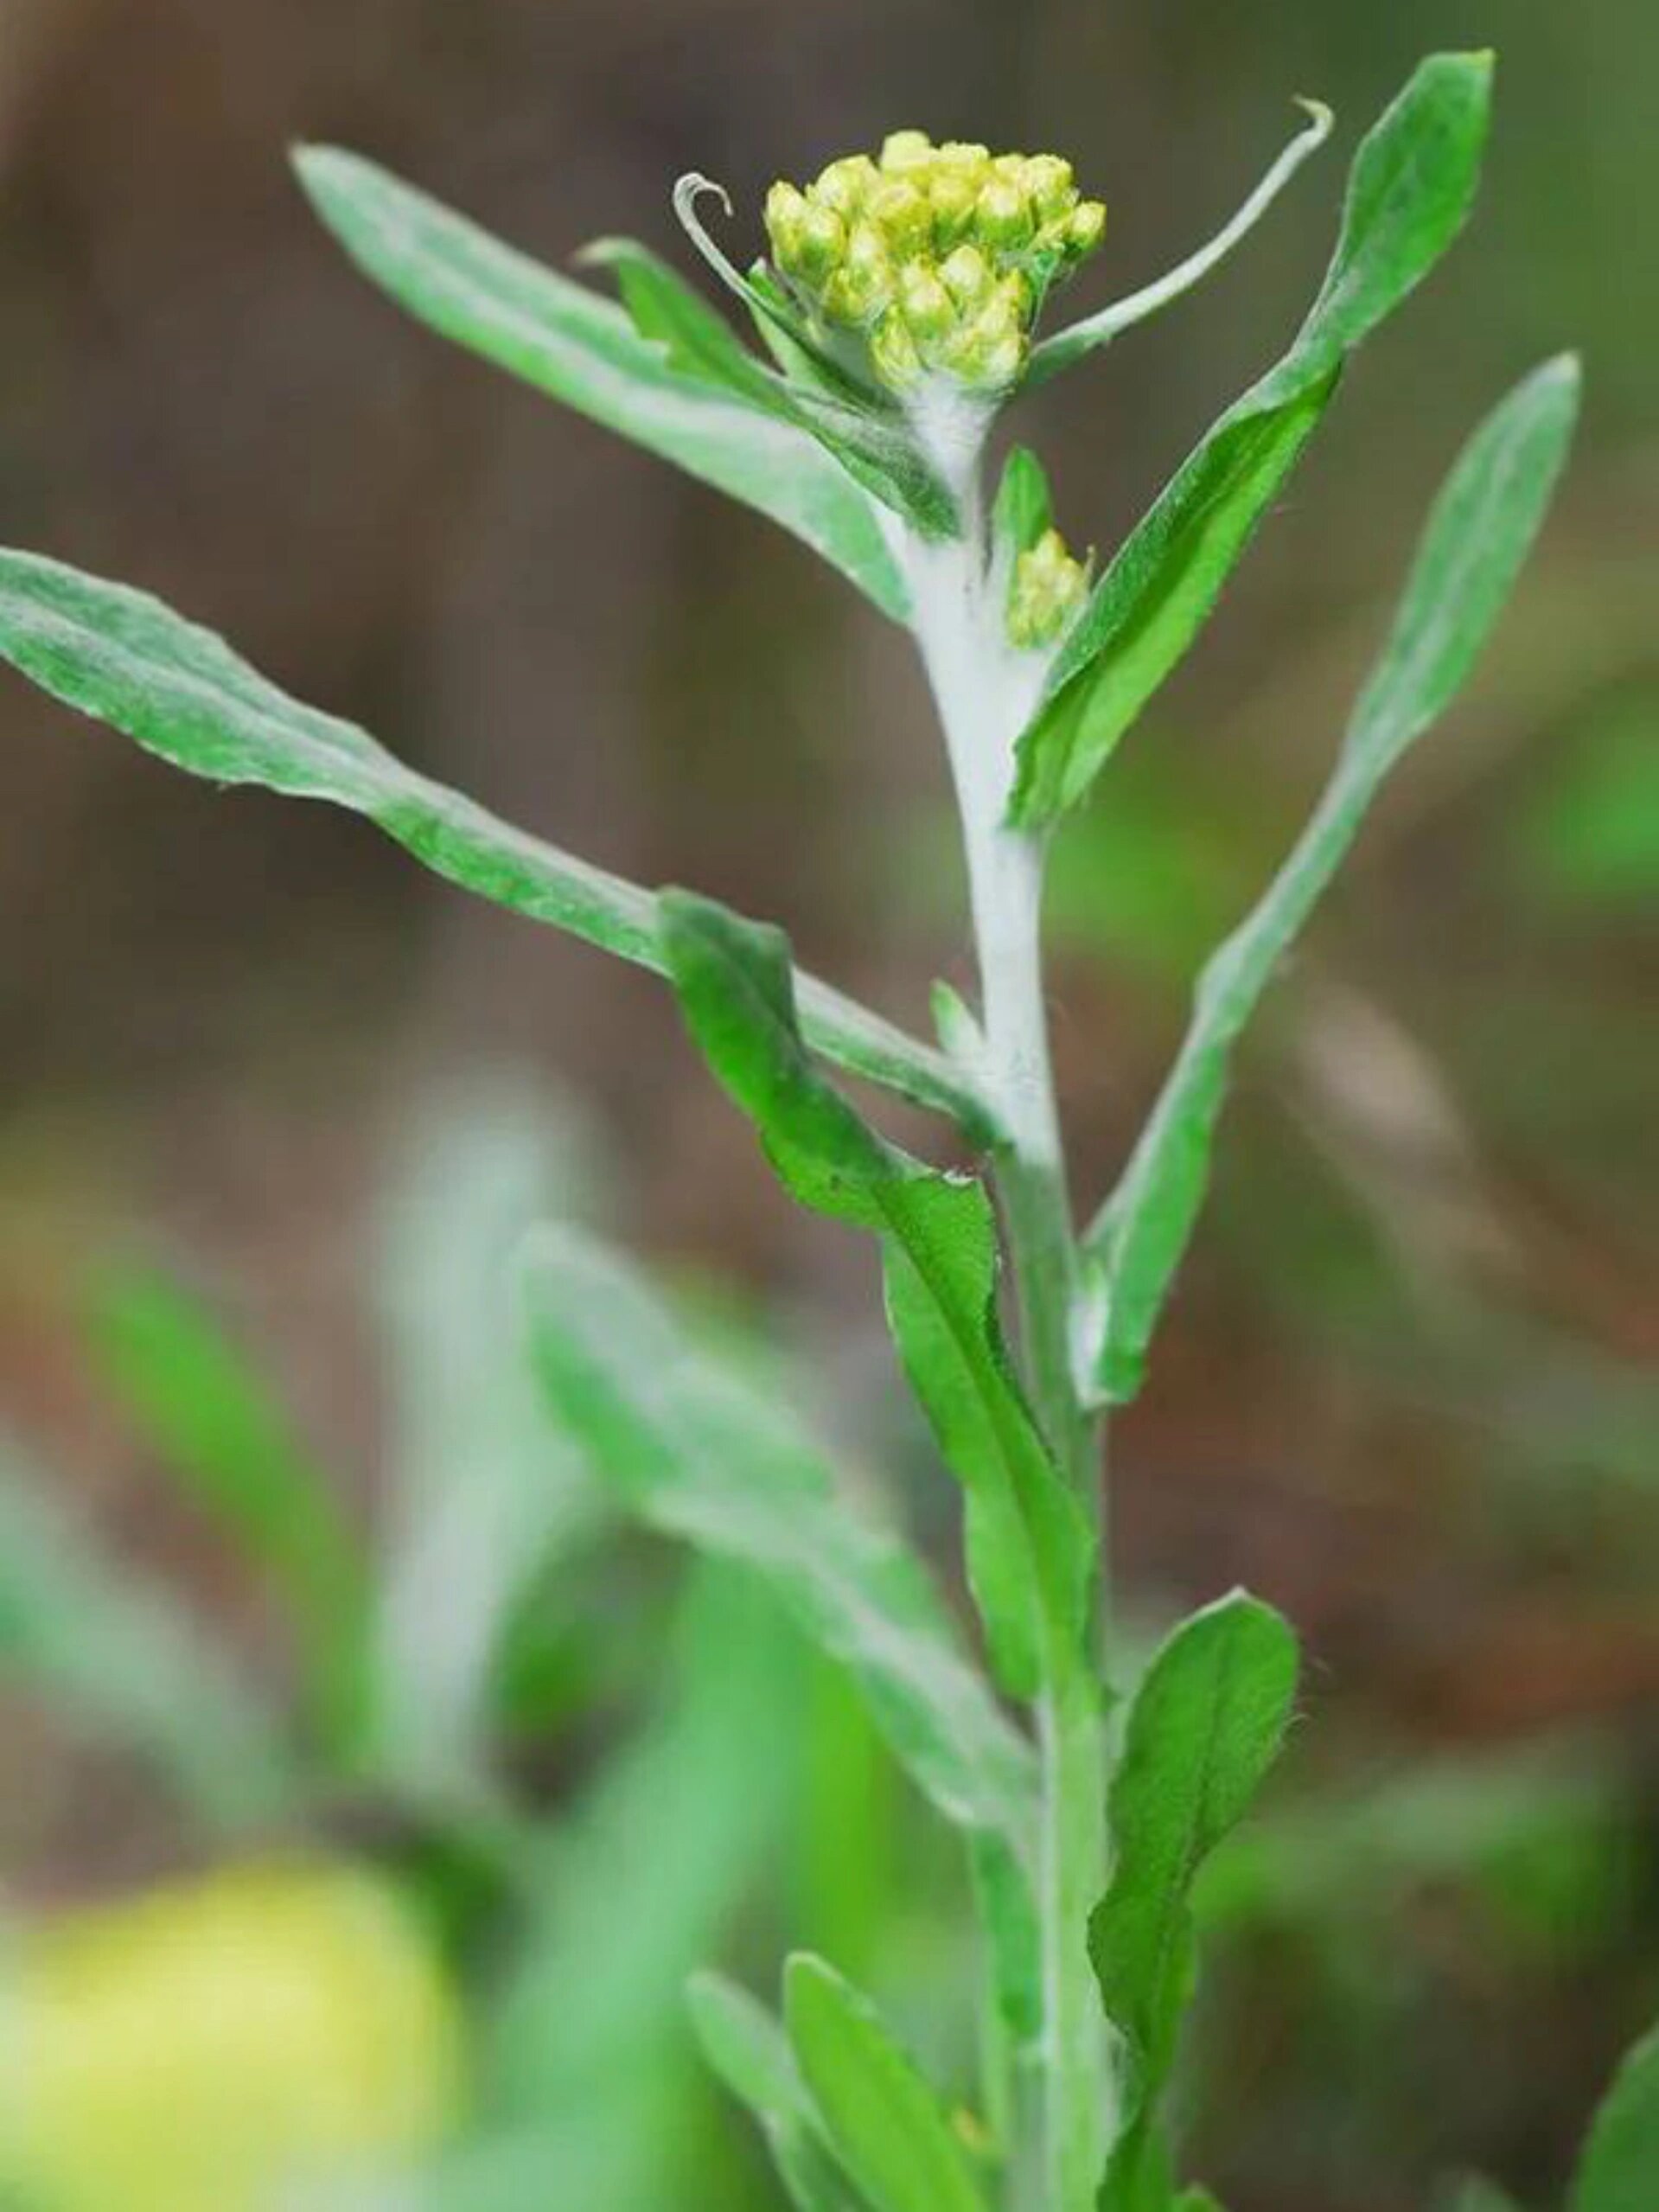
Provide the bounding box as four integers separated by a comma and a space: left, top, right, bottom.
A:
784, 1953, 988, 2212
369, 1085, 608, 1779
687, 1973, 861, 2212
0, 1434, 292, 1827
1011, 50, 1496, 826
0, 550, 986, 1140
969, 1830, 1043, 2052
1090, 1593, 1298, 2212
992, 446, 1056, 559
1026, 98, 1334, 387
294, 147, 950, 603
520, 1222, 1037, 1848
1082, 354, 1580, 1403
1570, 2017, 1659, 2212
659, 889, 1092, 1702
486, 1567, 798, 2210
89, 1264, 368, 1753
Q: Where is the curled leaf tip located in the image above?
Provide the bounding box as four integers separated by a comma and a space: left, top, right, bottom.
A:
675, 170, 734, 222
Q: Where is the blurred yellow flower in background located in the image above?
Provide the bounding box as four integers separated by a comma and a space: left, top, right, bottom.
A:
0, 1859, 463, 2211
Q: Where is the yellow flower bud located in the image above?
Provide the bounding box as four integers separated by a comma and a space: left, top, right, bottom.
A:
871, 308, 925, 390
811, 154, 878, 221
767, 184, 845, 284
928, 171, 980, 250
996, 267, 1036, 323
976, 175, 1036, 253
821, 221, 893, 323
940, 241, 993, 310
867, 177, 933, 258
1065, 199, 1108, 257
880, 129, 935, 173
1022, 154, 1076, 222
941, 296, 1026, 389
973, 317, 1028, 389
898, 263, 955, 346
1007, 527, 1089, 649
765, 179, 808, 245
756, 131, 1104, 400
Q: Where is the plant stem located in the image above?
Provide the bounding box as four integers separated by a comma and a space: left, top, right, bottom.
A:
904, 488, 1111, 2212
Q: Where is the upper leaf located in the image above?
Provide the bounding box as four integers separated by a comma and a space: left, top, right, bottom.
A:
1090, 1592, 1298, 2210
293, 147, 928, 612
0, 550, 984, 1139
688, 1973, 862, 2212
659, 889, 1093, 1701
484, 1567, 800, 2207
1571, 2017, 1659, 2212
1081, 354, 1579, 1403
784, 1953, 987, 2212
1010, 51, 1495, 826
992, 446, 1056, 559
1025, 98, 1333, 387
520, 1223, 1036, 1846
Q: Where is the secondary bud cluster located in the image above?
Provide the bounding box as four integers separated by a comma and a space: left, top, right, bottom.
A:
764, 131, 1107, 395
1006, 527, 1089, 651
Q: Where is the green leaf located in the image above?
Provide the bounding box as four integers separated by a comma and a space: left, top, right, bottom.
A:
88, 1263, 367, 1753
659, 889, 1092, 1702
1011, 51, 1496, 826
688, 1973, 861, 2212
0, 1431, 291, 1825
784, 1953, 987, 2212
969, 1830, 1043, 2049
578, 234, 787, 403
293, 146, 942, 599
0, 550, 985, 1140
486, 1567, 800, 2210
1090, 1592, 1298, 2211
1026, 99, 1333, 386
520, 1222, 1036, 1846
1572, 2018, 1659, 2212
992, 447, 1056, 559
1453, 2182, 1522, 2212
369, 1083, 609, 1779
1081, 354, 1579, 1402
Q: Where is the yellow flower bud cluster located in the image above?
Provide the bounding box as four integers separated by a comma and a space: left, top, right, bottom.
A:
1007, 527, 1090, 651
764, 131, 1107, 394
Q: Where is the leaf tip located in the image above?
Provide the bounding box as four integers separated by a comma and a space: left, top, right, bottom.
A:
290, 142, 350, 196
781, 1948, 835, 2017
674, 169, 736, 227
1292, 96, 1336, 144
1540, 348, 1585, 403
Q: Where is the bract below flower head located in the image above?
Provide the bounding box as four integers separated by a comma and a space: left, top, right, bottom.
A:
764, 128, 1107, 397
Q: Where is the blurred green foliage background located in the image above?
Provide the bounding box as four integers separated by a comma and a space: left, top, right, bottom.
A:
0, 2, 1653, 2207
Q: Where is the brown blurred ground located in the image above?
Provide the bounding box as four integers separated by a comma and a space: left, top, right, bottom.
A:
0, 2, 1655, 2207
